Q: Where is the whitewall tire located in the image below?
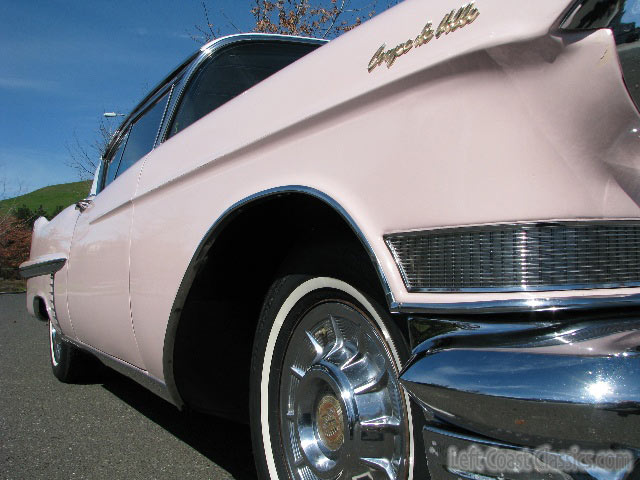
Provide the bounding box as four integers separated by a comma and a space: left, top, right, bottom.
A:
250, 275, 415, 480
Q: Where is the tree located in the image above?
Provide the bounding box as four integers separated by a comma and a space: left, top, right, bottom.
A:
65, 118, 114, 181
0, 165, 26, 242
0, 219, 31, 279
193, 0, 400, 43
0, 174, 31, 281
14, 204, 47, 228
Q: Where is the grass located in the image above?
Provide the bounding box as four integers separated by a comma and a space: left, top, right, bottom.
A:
0, 180, 91, 218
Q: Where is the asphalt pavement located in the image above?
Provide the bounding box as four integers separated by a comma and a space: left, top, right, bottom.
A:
0, 293, 256, 480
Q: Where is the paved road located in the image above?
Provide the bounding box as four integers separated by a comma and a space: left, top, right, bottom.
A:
0, 293, 256, 480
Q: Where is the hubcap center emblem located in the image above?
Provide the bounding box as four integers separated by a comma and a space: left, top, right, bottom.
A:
316, 394, 344, 451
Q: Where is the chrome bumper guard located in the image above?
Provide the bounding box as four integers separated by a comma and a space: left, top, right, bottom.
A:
399, 312, 640, 480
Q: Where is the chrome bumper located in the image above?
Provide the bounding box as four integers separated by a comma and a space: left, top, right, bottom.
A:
399, 312, 640, 479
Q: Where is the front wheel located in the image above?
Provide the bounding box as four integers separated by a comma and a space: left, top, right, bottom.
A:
250, 275, 415, 480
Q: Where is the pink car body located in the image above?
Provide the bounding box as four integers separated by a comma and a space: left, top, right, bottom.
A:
21, 0, 640, 478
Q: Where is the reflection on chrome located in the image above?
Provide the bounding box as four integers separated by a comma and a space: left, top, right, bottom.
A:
587, 380, 613, 402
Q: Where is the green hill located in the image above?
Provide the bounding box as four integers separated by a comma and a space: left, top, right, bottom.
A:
0, 180, 91, 218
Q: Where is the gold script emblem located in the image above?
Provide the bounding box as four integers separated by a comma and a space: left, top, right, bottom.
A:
368, 2, 480, 73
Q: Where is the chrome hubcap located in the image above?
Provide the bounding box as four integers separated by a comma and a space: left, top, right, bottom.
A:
280, 301, 407, 480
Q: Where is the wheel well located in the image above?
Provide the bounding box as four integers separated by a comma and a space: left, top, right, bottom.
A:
34, 296, 49, 322
171, 192, 386, 421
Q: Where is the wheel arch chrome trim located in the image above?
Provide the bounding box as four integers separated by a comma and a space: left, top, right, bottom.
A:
162, 185, 394, 409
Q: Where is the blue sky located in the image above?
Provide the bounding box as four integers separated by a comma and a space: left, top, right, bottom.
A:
4, 0, 378, 197
1, 0, 233, 196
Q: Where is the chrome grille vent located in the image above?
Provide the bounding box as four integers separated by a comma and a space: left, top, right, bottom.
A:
384, 222, 640, 292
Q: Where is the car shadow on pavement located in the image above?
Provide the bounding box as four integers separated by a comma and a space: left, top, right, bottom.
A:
100, 369, 257, 480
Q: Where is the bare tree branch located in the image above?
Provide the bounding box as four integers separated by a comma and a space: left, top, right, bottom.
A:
65, 118, 114, 181
221, 10, 242, 34
321, 0, 349, 38
192, 0, 219, 43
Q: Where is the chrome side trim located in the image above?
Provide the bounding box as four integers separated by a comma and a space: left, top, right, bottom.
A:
391, 292, 640, 314
19, 257, 66, 279
162, 185, 393, 408
48, 273, 58, 328
59, 331, 176, 407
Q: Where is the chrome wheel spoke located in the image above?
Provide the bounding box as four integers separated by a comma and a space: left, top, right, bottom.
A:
360, 457, 396, 480
290, 365, 306, 379
359, 415, 401, 432
354, 370, 388, 395
305, 329, 324, 359
325, 314, 344, 358
340, 350, 364, 370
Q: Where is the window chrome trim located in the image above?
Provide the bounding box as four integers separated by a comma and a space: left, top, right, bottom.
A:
158, 33, 327, 144
101, 91, 164, 170
101, 56, 193, 164
153, 83, 175, 149
89, 162, 103, 196
557, 0, 588, 29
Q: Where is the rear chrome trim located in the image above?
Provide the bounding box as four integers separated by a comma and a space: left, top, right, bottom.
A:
19, 257, 66, 279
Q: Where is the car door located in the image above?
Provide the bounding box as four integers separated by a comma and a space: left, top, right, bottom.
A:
66, 89, 170, 367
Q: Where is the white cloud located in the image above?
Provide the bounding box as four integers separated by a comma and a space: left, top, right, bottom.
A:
0, 76, 60, 93
131, 26, 149, 36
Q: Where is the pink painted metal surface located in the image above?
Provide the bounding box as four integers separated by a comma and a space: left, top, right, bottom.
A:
23, 0, 640, 382
25, 206, 78, 337
130, 1, 640, 377
66, 160, 146, 368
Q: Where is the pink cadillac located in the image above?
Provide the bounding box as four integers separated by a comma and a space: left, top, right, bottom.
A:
20, 0, 640, 478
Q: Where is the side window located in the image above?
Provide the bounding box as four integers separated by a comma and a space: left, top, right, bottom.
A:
116, 91, 170, 178
102, 131, 129, 190
167, 42, 318, 138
